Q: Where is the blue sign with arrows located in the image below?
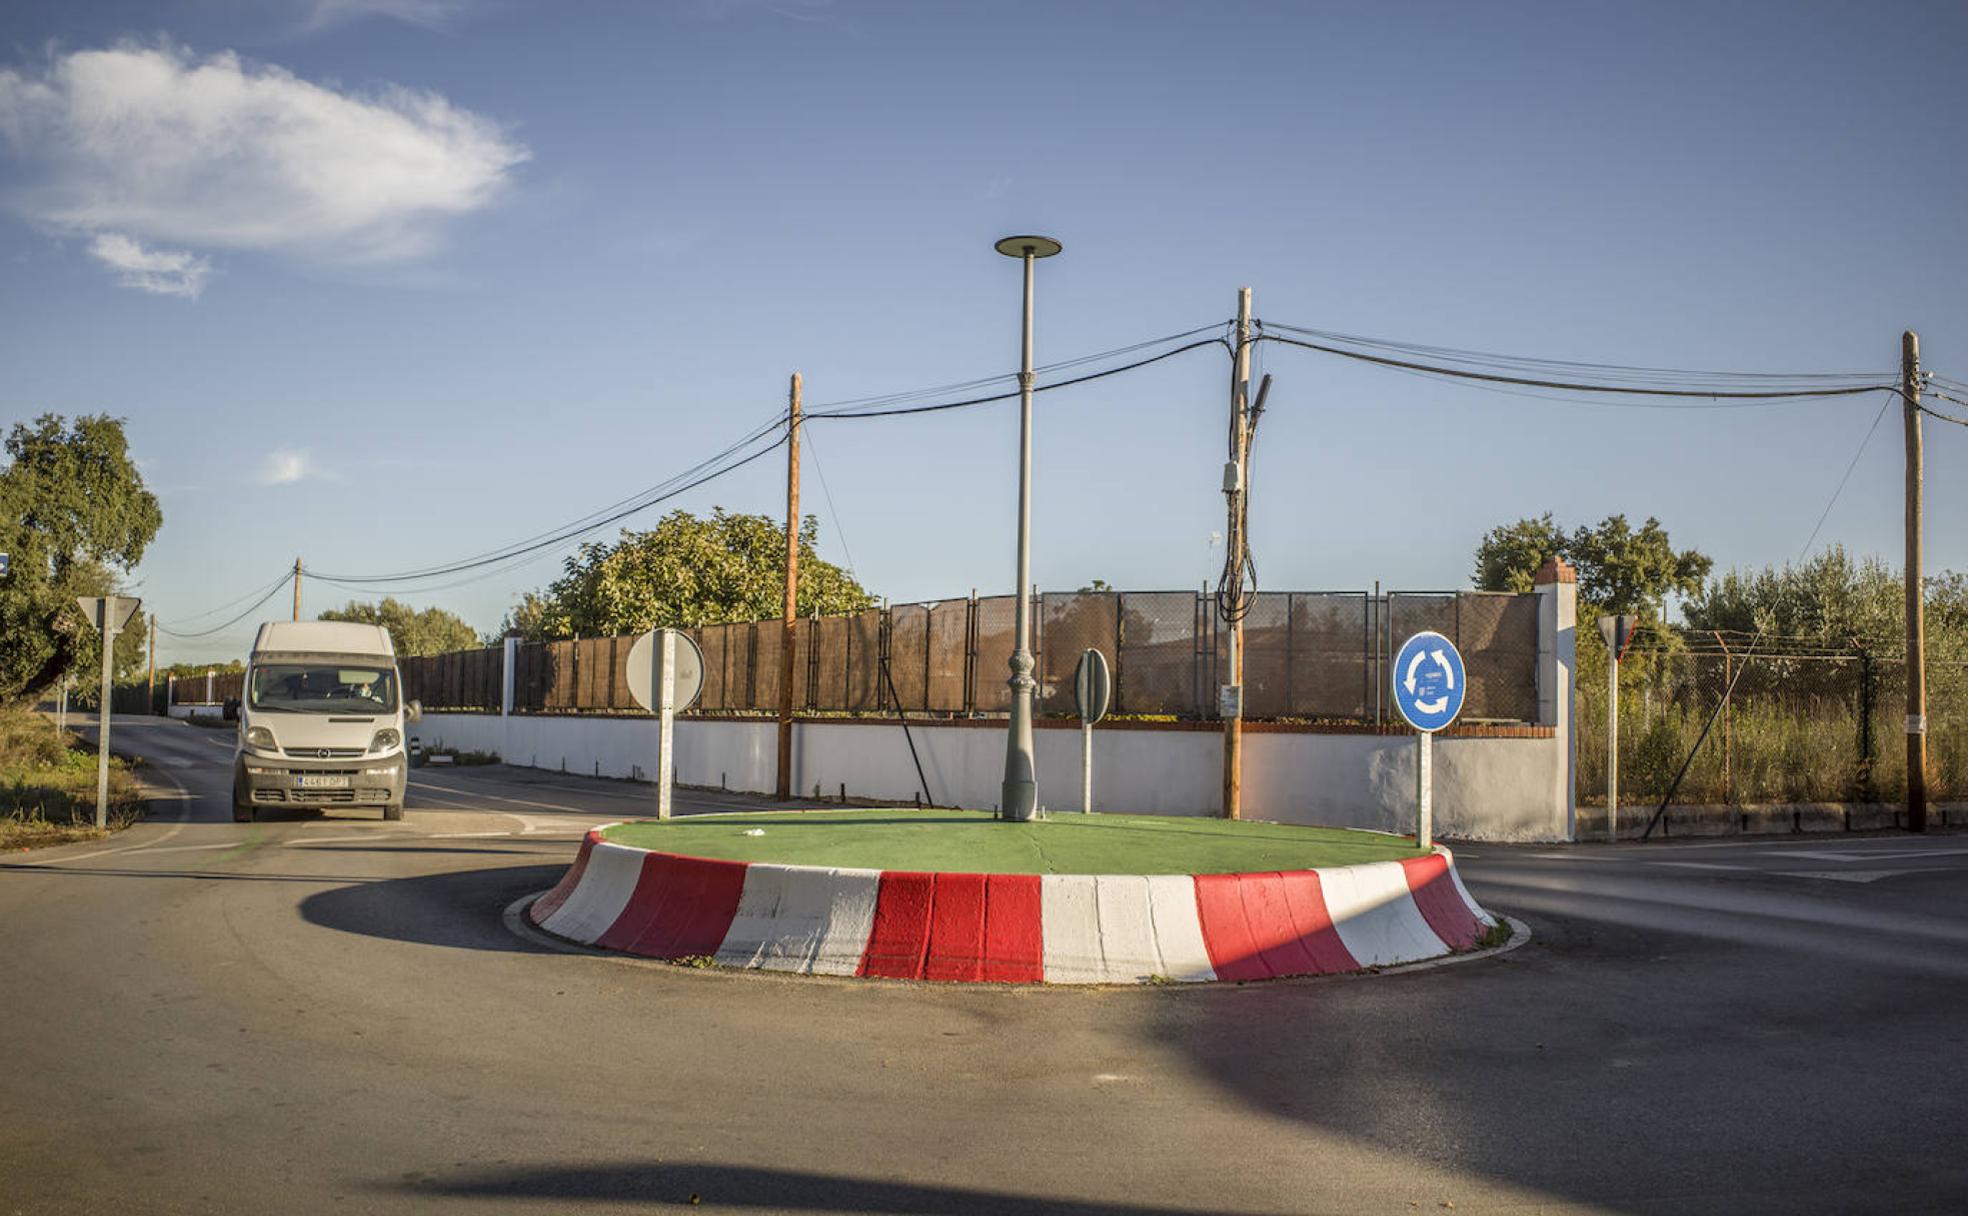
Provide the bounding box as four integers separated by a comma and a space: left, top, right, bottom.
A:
1392, 630, 1466, 733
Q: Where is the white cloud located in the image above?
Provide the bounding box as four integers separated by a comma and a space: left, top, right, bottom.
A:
0, 42, 527, 293
260, 449, 316, 485
88, 232, 211, 299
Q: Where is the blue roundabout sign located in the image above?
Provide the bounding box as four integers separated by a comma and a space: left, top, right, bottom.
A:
1391, 630, 1466, 733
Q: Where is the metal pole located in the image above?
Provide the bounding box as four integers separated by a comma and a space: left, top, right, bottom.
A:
96, 603, 115, 830
1002, 246, 1040, 822
1416, 729, 1432, 850
58, 675, 68, 733
778, 373, 801, 800
657, 629, 676, 821
1714, 630, 1732, 804
1081, 721, 1093, 813
146, 613, 157, 715
1902, 330, 1927, 832
1222, 287, 1252, 820
1607, 649, 1619, 842
293, 556, 302, 622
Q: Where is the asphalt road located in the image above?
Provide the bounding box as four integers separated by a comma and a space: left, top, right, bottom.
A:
4, 715, 1966, 1215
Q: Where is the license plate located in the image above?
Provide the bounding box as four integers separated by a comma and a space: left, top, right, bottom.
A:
297, 775, 350, 789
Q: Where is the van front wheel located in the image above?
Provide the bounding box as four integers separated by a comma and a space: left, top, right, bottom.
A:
382, 803, 403, 822
232, 783, 254, 824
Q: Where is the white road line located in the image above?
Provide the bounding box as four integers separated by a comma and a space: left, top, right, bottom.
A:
1777, 870, 1917, 884
409, 780, 604, 815
1651, 861, 1755, 871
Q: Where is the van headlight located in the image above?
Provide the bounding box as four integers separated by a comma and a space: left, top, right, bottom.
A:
245, 726, 277, 751
369, 728, 401, 753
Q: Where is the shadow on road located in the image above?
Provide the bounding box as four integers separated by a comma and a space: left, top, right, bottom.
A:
299, 863, 566, 953
374, 1161, 1271, 1214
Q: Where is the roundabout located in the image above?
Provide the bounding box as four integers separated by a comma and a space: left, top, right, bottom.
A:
528, 810, 1499, 984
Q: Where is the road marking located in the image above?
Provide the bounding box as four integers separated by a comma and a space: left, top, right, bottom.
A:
410, 780, 601, 815
1776, 870, 1917, 884
1651, 861, 1754, 871
1760, 848, 1968, 864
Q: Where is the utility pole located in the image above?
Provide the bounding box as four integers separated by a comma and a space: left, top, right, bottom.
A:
292, 556, 303, 622
146, 613, 157, 715
1903, 330, 1928, 832
777, 373, 802, 800
1220, 287, 1253, 820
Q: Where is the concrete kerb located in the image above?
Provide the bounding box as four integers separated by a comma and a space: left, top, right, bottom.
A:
1581, 802, 1966, 841
504, 891, 1533, 990
517, 832, 1503, 987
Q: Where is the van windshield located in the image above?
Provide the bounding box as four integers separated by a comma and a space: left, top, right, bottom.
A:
249, 664, 398, 714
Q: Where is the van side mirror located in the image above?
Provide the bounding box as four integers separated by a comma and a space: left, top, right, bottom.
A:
406, 699, 422, 724
222, 698, 240, 722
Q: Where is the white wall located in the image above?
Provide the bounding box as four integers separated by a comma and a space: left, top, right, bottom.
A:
412, 714, 1569, 840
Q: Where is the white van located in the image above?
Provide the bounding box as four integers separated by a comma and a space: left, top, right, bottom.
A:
227, 621, 421, 823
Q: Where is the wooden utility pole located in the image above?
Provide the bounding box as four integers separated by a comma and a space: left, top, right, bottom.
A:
146, 613, 157, 715
292, 556, 303, 622
777, 373, 802, 800
1903, 330, 1928, 832
1221, 287, 1253, 820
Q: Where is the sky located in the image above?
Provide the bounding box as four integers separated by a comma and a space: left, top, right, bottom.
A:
3, 0, 1965, 665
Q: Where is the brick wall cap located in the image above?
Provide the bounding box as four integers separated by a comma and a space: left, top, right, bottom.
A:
1533, 556, 1577, 586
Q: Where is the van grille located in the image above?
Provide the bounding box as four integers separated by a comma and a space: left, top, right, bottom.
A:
283, 746, 365, 759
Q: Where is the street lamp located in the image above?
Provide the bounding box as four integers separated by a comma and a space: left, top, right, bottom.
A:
994, 234, 1062, 822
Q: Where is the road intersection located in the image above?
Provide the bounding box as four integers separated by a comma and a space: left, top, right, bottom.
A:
4, 715, 1965, 1214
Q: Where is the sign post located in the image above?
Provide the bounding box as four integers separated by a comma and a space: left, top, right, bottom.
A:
626, 627, 705, 821
75, 595, 141, 829
1597, 615, 1642, 842
1072, 648, 1111, 813
1391, 630, 1466, 850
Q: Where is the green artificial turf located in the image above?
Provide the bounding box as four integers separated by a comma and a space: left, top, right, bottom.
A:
601, 809, 1424, 875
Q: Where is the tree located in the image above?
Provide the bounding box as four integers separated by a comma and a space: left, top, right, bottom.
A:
1471, 514, 1571, 594
319, 597, 480, 656
1474, 513, 1710, 614
0, 415, 162, 704
524, 508, 873, 638
497, 591, 560, 643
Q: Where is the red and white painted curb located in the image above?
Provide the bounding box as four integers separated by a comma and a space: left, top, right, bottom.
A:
529, 828, 1498, 984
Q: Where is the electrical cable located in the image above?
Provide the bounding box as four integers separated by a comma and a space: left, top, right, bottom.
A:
1259, 321, 1890, 385
1796, 390, 1897, 561
1255, 331, 1894, 402
803, 323, 1226, 413
157, 567, 296, 628
807, 338, 1229, 420
799, 424, 859, 582
314, 433, 787, 585
156, 572, 295, 639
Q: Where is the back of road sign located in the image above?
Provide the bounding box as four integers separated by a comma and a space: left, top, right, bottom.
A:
1597, 614, 1642, 662
1073, 649, 1111, 724
626, 628, 705, 712
1391, 630, 1465, 733
76, 595, 142, 633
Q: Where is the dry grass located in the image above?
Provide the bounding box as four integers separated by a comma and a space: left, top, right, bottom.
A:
0, 708, 147, 850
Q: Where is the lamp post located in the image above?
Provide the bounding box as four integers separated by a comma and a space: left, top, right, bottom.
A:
994, 234, 1062, 822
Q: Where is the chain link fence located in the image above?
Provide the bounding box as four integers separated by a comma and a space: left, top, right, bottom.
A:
1576, 631, 1967, 805
396, 588, 1543, 723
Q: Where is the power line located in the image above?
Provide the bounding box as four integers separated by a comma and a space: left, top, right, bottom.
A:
807, 337, 1229, 420
1255, 330, 1894, 403
315, 431, 787, 586
1796, 390, 1897, 561
803, 323, 1226, 413
1260, 322, 1890, 385
799, 424, 858, 582
157, 567, 296, 629
156, 572, 294, 640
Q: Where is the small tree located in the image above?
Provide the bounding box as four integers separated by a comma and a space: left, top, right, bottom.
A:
522, 508, 873, 639
0, 415, 162, 704
319, 598, 480, 656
